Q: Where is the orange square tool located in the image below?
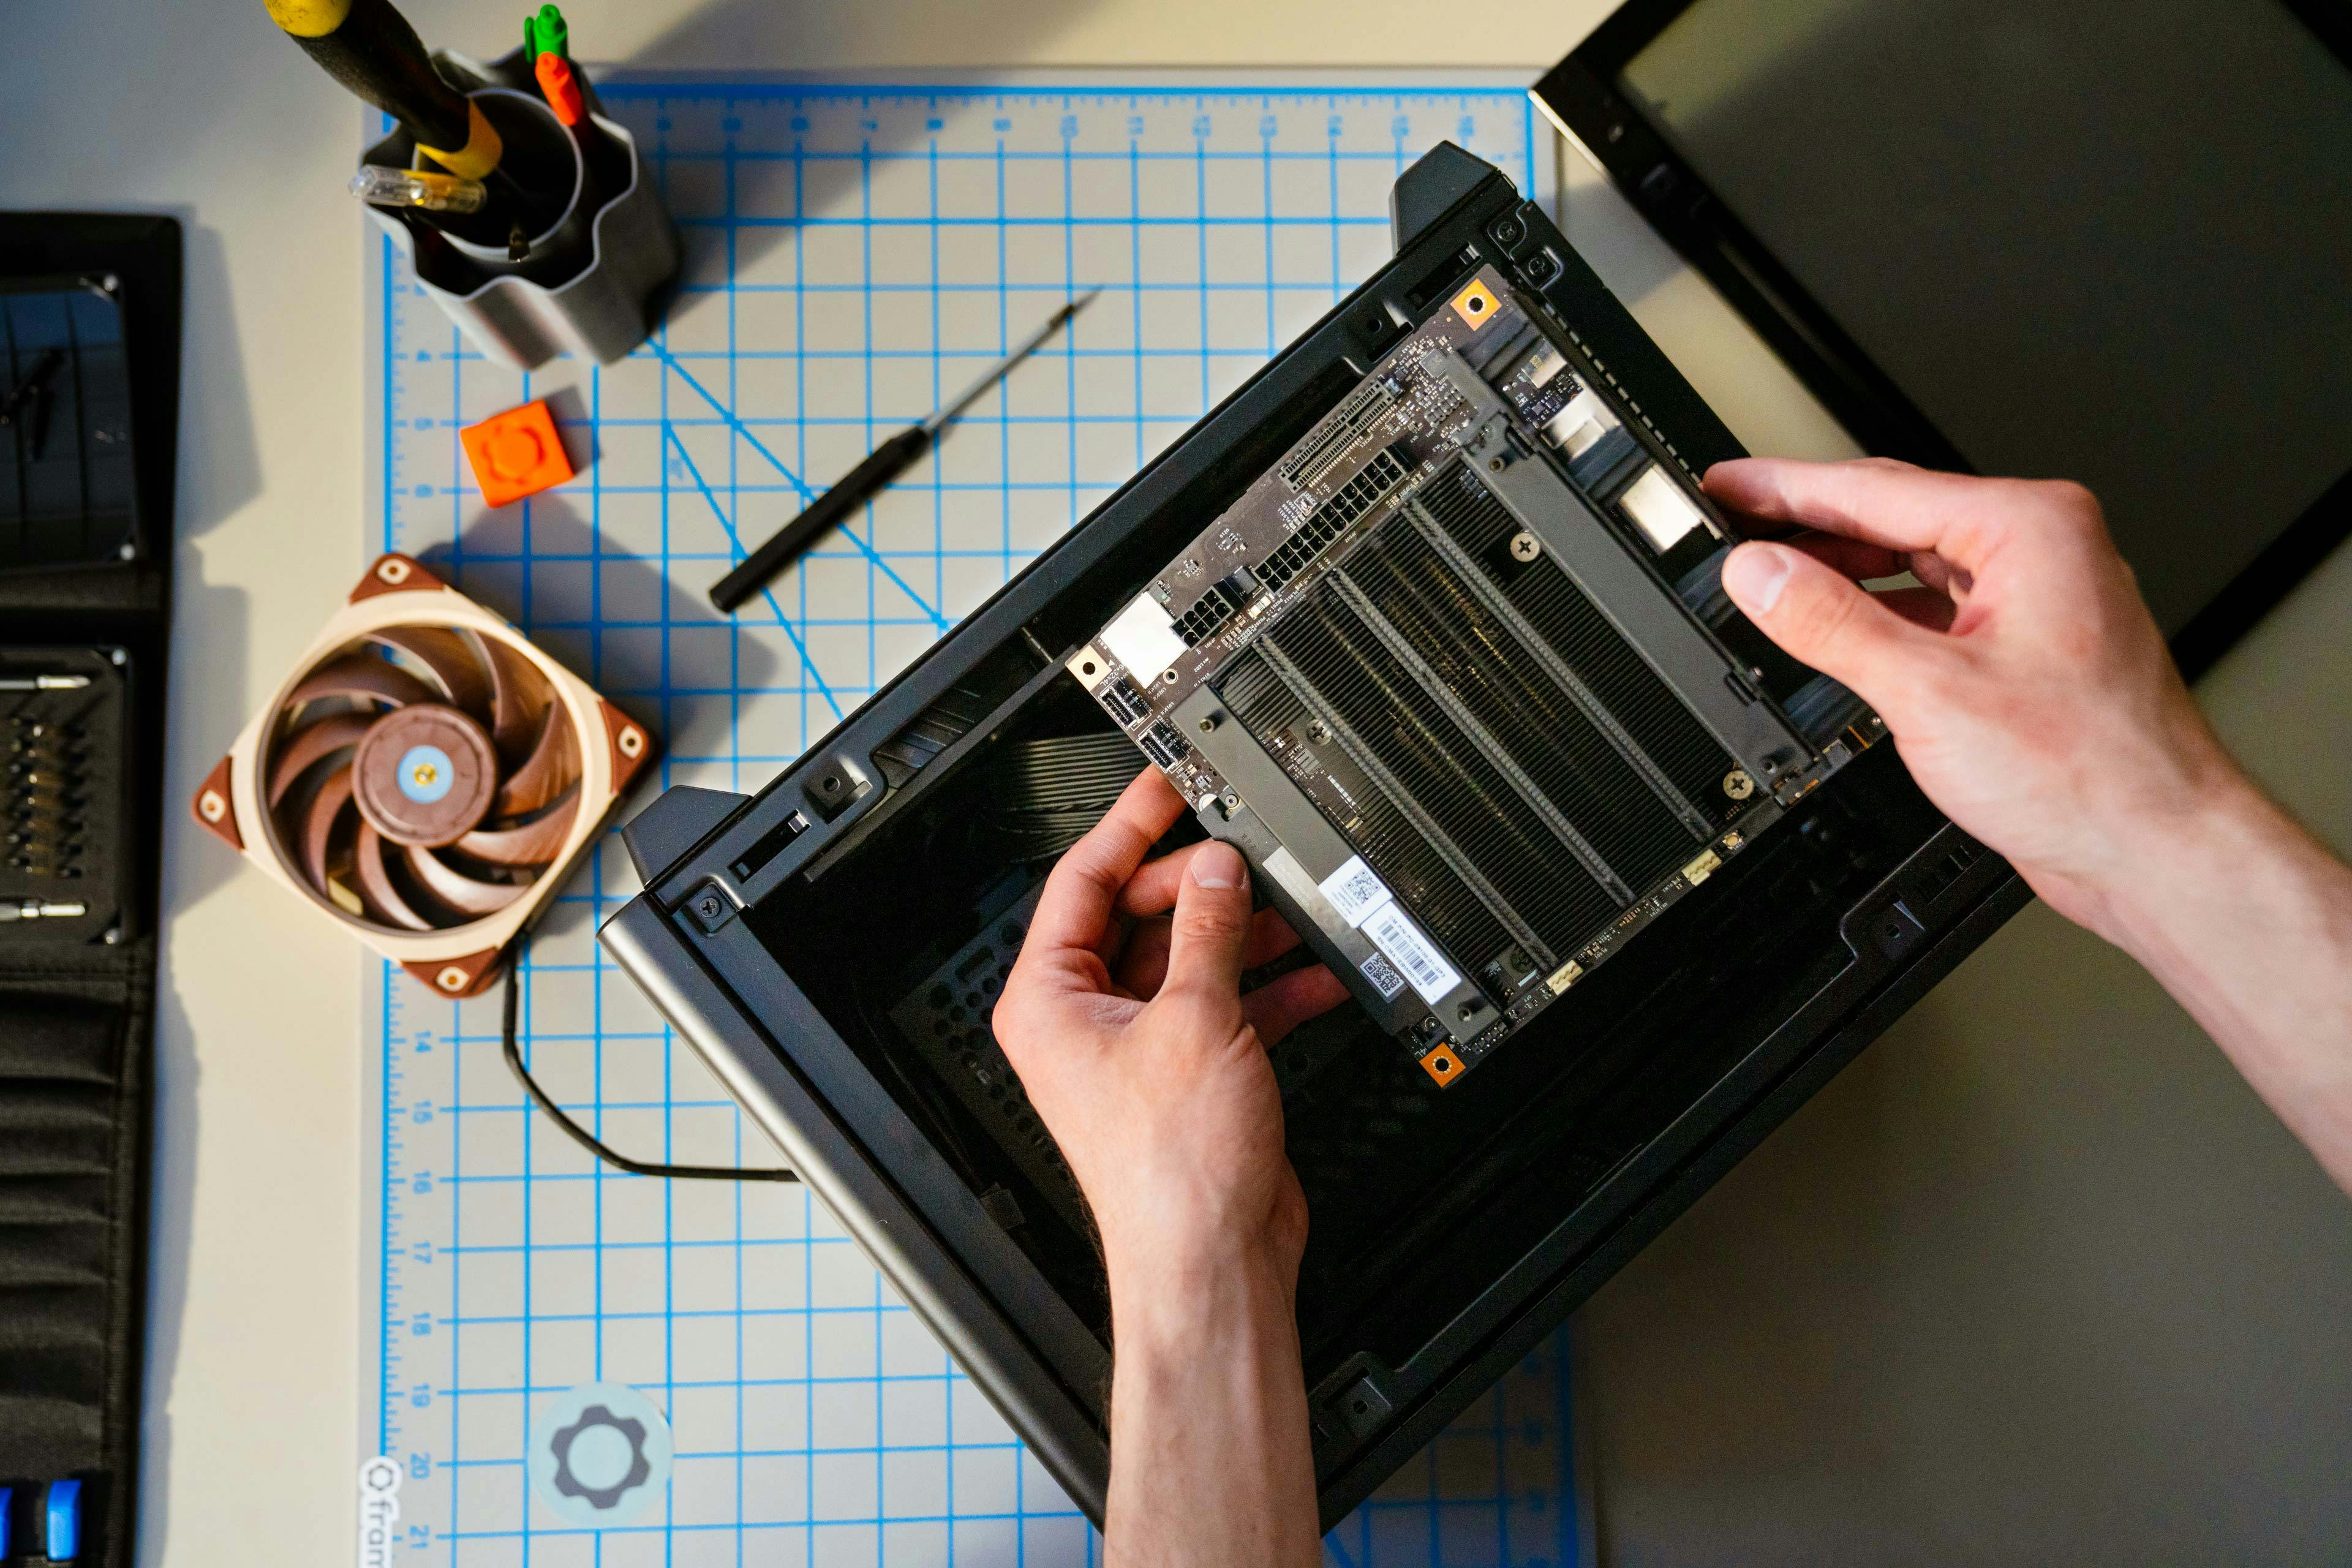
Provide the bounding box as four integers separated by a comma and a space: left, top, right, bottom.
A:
461, 399, 575, 507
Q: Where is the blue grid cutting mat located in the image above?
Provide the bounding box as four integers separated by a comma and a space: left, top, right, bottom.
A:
359, 70, 1585, 1568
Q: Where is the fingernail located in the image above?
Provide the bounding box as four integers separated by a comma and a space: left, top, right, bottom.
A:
1723, 543, 1793, 614
1190, 842, 1245, 890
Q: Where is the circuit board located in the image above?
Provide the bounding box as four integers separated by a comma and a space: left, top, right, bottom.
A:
1066, 263, 1879, 1085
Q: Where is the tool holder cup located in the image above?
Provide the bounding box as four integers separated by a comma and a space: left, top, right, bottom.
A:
360, 49, 678, 371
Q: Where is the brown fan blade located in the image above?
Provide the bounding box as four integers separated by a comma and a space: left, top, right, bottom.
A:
404, 842, 529, 916
288, 653, 435, 712
372, 627, 492, 725
298, 764, 356, 895
491, 706, 580, 818
481, 638, 553, 766
352, 821, 436, 932
455, 796, 578, 867
266, 711, 377, 807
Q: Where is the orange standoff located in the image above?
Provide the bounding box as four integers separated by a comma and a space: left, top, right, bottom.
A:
460, 399, 575, 507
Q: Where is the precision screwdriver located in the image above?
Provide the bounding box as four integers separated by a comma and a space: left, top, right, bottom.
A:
710, 291, 1099, 614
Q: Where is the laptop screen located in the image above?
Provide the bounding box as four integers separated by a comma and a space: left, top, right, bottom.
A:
1614, 0, 2352, 635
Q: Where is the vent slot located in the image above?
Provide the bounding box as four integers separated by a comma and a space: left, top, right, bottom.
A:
1264, 584, 1621, 958
1416, 465, 1737, 821
1338, 517, 1700, 892
1219, 650, 1511, 973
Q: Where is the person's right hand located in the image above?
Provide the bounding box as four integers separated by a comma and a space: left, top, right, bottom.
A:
1705, 458, 2237, 941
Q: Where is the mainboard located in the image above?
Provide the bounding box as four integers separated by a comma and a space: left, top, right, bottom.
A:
1067, 263, 1882, 1085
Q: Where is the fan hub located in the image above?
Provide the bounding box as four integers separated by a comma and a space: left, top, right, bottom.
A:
353, 704, 499, 846
398, 744, 454, 801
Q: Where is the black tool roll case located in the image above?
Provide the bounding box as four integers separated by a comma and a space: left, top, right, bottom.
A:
0, 212, 180, 1568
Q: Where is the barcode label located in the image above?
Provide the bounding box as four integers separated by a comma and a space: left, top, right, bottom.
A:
1360, 903, 1462, 1004
1317, 854, 1393, 927
1357, 951, 1408, 1001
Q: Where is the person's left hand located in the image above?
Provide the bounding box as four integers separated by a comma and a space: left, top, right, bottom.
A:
995, 769, 1349, 1287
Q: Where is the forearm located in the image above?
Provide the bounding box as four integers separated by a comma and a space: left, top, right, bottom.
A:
1102, 1243, 1321, 1568
2083, 776, 2352, 1193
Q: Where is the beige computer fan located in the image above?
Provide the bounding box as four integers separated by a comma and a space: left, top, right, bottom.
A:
191, 552, 655, 998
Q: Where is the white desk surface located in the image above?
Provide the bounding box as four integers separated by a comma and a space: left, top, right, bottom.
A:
3, 2, 2346, 1563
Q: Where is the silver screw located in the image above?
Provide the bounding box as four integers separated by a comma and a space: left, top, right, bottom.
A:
1509, 532, 1541, 562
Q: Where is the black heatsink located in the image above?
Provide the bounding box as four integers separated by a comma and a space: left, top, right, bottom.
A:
1415, 464, 1738, 823
1219, 649, 1511, 973
1338, 515, 1702, 893
1265, 585, 1621, 958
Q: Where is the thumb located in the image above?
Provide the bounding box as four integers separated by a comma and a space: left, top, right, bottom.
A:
1157, 840, 1253, 1005
1721, 541, 1942, 707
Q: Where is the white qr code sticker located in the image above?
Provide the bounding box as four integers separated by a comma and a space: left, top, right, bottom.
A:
1360, 903, 1463, 1004
1317, 854, 1394, 927
1357, 951, 1408, 1001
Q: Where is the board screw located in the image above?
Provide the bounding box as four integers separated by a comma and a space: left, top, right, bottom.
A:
1509, 532, 1541, 562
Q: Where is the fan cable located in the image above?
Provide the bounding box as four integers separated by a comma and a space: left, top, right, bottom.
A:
499, 959, 798, 1183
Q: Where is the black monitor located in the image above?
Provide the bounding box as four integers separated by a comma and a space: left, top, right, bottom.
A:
1535, 0, 2352, 676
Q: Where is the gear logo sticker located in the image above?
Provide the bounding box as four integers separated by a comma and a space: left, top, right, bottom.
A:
527, 1381, 674, 1528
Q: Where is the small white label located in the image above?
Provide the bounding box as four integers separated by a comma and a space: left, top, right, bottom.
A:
1358, 951, 1408, 1001
1100, 592, 1188, 682
1317, 854, 1393, 927
358, 1457, 402, 1568
1360, 903, 1462, 1003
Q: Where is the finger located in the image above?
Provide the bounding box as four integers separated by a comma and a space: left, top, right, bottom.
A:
1240, 963, 1352, 1047
1117, 906, 1301, 999
1023, 769, 1189, 957
1872, 584, 1959, 633
1907, 551, 1961, 597
1720, 541, 1948, 707
1113, 915, 1171, 997
1116, 839, 1213, 917
1242, 908, 1305, 970
1705, 457, 2004, 571
1156, 839, 1254, 1006
1784, 531, 1913, 583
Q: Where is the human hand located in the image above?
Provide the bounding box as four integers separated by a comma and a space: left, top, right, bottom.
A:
1705, 458, 2242, 940
995, 768, 1349, 1286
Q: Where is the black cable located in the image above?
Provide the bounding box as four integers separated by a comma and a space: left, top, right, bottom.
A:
499, 960, 796, 1183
